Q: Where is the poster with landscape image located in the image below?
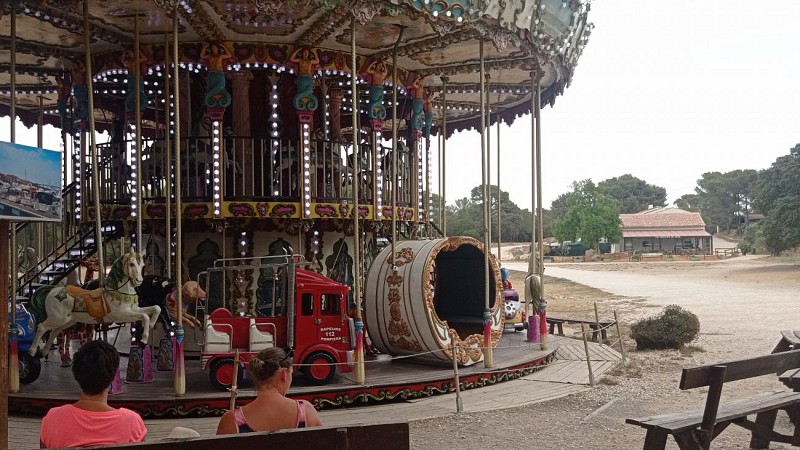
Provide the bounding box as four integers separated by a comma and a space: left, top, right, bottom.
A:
0, 140, 62, 221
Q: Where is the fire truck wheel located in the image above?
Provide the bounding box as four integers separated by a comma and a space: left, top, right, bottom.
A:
302, 351, 336, 385
19, 353, 41, 384
209, 358, 242, 391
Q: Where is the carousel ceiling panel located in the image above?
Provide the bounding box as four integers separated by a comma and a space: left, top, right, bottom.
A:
207, 1, 313, 37
0, 50, 50, 67
1, 12, 85, 49
406, 36, 524, 69
335, 14, 432, 52
0, 93, 58, 109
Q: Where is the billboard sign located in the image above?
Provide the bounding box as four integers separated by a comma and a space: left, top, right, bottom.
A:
0, 141, 63, 222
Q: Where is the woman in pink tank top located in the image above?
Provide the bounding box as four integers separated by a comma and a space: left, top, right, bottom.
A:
217, 347, 322, 434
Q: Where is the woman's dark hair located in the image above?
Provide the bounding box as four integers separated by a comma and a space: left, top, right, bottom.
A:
72, 340, 120, 395
248, 347, 292, 386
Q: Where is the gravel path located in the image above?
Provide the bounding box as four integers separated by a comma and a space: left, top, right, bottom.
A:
412, 255, 800, 450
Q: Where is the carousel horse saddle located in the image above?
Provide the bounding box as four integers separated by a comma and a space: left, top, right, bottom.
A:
66, 285, 109, 319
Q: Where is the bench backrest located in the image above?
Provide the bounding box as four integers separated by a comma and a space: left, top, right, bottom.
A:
680, 349, 800, 390
86, 422, 410, 450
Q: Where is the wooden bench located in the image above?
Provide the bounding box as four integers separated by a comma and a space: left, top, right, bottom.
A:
626, 349, 800, 450
546, 316, 615, 343
773, 330, 800, 391
86, 422, 410, 449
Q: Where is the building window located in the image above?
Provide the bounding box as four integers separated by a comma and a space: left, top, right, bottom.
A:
642, 240, 651, 249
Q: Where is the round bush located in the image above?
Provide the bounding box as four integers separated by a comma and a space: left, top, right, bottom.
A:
630, 305, 700, 350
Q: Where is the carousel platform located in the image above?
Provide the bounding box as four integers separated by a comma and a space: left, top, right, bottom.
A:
8, 331, 553, 418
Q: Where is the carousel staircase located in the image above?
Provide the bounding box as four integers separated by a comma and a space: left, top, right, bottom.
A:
14, 223, 121, 304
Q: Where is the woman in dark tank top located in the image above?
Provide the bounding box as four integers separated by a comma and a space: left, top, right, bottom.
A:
216, 347, 322, 434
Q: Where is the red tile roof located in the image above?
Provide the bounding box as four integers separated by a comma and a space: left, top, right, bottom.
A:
621, 208, 709, 238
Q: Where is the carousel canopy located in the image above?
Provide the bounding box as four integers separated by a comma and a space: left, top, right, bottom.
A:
0, 0, 593, 135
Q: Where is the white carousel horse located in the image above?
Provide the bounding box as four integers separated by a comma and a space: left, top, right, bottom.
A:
28, 250, 160, 357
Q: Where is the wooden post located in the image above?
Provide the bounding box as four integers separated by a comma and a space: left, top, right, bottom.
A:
451, 332, 463, 413
1, 220, 9, 448
593, 302, 602, 344
614, 310, 627, 364
581, 323, 595, 387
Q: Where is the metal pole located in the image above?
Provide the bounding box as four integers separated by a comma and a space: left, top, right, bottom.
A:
534, 71, 546, 350
351, 16, 365, 385
496, 117, 501, 261
84, 0, 105, 286
390, 26, 405, 267
441, 76, 447, 236
134, 12, 143, 251
451, 332, 463, 413
529, 69, 536, 324
172, 9, 185, 396
164, 32, 172, 279
479, 39, 493, 368
37, 96, 45, 263
0, 221, 9, 446
8, 0, 20, 394
485, 73, 491, 250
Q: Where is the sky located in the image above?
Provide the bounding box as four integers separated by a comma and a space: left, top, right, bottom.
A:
3, 0, 800, 211
0, 140, 62, 187
436, 0, 800, 210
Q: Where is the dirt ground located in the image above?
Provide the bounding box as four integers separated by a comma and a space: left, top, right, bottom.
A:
410, 252, 800, 449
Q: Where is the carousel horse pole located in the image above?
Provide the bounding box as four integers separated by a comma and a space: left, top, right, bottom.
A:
171, 9, 186, 396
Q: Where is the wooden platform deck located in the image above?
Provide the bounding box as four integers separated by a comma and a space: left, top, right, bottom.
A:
8, 336, 622, 449
9, 331, 554, 417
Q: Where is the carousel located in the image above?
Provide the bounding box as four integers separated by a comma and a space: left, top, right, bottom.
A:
0, 0, 594, 418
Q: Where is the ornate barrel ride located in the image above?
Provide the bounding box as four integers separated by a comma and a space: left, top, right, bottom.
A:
365, 237, 503, 366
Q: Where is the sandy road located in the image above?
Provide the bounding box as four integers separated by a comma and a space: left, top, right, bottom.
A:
503, 256, 800, 357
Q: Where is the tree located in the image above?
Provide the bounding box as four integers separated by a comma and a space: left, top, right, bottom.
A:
752, 144, 800, 254
597, 174, 667, 213
693, 170, 758, 233
673, 193, 700, 211
551, 180, 622, 251
444, 185, 539, 242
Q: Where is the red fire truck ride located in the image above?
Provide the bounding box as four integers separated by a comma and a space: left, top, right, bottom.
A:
198, 255, 355, 389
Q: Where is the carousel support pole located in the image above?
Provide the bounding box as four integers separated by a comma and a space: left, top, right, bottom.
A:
172, 10, 186, 396
479, 39, 493, 368
1, 221, 9, 446
164, 32, 172, 279
423, 95, 433, 237
535, 70, 547, 350
496, 117, 502, 261
37, 96, 45, 261
390, 25, 405, 268
351, 17, 365, 385
84, 0, 105, 286
8, 1, 20, 394
133, 11, 143, 252
528, 68, 538, 336
440, 76, 448, 236
485, 73, 491, 250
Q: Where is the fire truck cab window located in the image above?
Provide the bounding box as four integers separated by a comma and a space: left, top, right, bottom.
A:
320, 294, 340, 316
301, 293, 314, 315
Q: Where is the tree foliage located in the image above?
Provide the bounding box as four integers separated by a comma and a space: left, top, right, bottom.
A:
551, 180, 622, 251
444, 185, 543, 242
692, 169, 758, 232
752, 144, 800, 254
597, 174, 667, 214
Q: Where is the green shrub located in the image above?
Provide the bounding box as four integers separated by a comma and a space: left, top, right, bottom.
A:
630, 305, 700, 350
